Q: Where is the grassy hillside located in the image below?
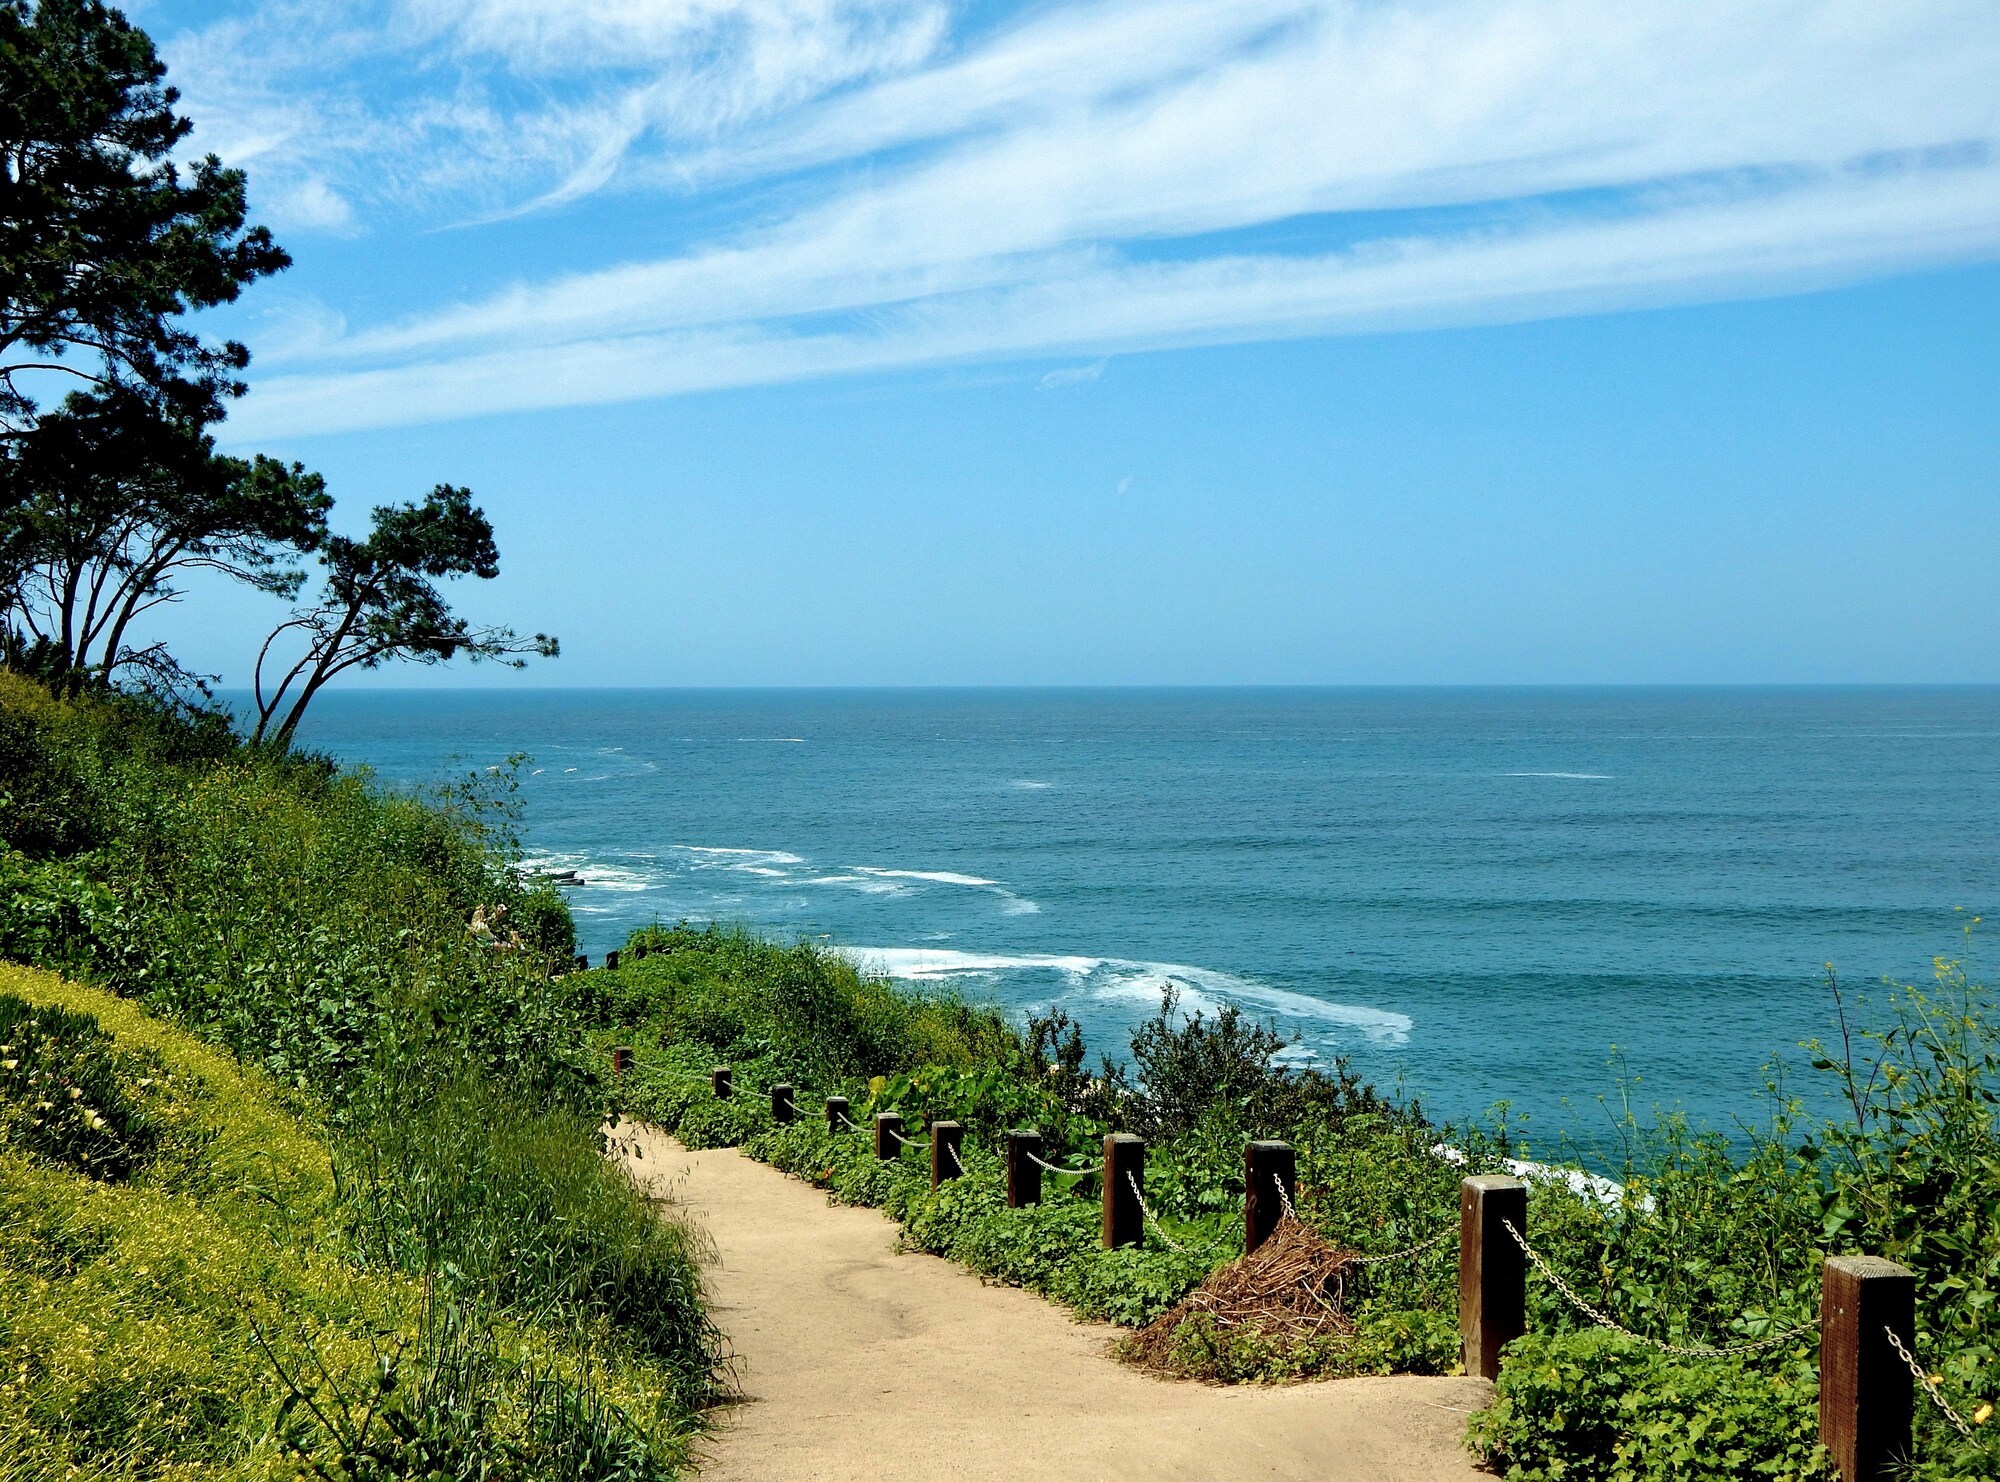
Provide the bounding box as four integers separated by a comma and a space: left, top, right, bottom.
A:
0, 967, 703, 1480
0, 676, 717, 1482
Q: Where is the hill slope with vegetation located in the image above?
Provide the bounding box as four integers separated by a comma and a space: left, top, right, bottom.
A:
589, 922, 1999, 1482
0, 675, 718, 1481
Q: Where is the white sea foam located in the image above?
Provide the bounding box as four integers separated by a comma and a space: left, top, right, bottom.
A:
671, 845, 805, 868
1503, 771, 1612, 780
515, 852, 657, 893
806, 874, 909, 895
840, 948, 1410, 1045
1010, 779, 1052, 790
853, 867, 1003, 888
848, 948, 1103, 979
1431, 1144, 1645, 1210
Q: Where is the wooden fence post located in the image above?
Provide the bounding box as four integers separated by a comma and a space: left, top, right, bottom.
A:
611, 1045, 633, 1076
825, 1096, 849, 1135
634, 942, 649, 959
874, 1112, 904, 1161
1006, 1129, 1043, 1207
711, 1066, 732, 1099
1460, 1174, 1527, 1380
770, 1084, 795, 1125
605, 949, 620, 970
931, 1121, 964, 1188
1821, 1256, 1917, 1482
1102, 1134, 1145, 1249
1244, 1139, 1296, 1255
574, 954, 589, 972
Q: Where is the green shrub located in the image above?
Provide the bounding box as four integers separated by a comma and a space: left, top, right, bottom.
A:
1467, 1330, 1826, 1482
610, 926, 1015, 1085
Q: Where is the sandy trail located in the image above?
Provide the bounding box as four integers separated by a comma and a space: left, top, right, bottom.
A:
614, 1123, 1493, 1482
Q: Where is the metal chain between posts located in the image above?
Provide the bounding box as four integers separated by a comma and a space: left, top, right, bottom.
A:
1501, 1219, 1818, 1357
1271, 1174, 1452, 1267
1126, 1172, 1188, 1252
1347, 1226, 1457, 1268
947, 1143, 967, 1175
1885, 1324, 1985, 1444
1027, 1151, 1097, 1178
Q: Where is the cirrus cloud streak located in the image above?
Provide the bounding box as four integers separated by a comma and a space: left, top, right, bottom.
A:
146, 0, 2000, 438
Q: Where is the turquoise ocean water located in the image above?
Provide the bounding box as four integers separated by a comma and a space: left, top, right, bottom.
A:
284, 687, 2000, 1138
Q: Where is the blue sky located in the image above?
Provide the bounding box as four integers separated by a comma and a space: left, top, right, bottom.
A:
132, 0, 2000, 685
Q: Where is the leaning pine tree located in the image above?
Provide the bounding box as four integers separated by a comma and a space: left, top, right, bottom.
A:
251, 485, 558, 749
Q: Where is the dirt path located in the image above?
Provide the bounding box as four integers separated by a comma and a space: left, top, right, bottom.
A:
614, 1124, 1494, 1482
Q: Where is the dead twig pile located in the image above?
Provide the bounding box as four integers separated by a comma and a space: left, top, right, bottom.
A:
1120, 1216, 1358, 1374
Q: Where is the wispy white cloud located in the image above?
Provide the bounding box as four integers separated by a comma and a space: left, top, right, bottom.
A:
1039, 360, 1108, 391
229, 155, 2000, 439
148, 0, 2000, 436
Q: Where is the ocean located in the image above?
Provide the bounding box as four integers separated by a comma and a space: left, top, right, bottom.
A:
284, 686, 2000, 1142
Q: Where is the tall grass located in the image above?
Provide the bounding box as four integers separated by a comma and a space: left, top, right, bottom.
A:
0, 675, 719, 1479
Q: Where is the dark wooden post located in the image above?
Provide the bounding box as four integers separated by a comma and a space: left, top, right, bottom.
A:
574, 953, 589, 972
770, 1084, 795, 1124
826, 1096, 849, 1134
634, 942, 650, 959
611, 1045, 633, 1076
874, 1111, 904, 1160
711, 1066, 732, 1099
605, 949, 620, 970
930, 1121, 965, 1188
1102, 1133, 1146, 1249
1821, 1256, 1916, 1482
1006, 1129, 1043, 1208
1460, 1174, 1528, 1380
1244, 1139, 1296, 1255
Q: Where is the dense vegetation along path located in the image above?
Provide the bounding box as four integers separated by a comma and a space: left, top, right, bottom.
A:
614, 1124, 1492, 1482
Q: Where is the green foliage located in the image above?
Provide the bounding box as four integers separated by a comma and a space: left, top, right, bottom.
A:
0, 678, 717, 1481
1467, 1330, 1827, 1482
252, 486, 558, 749
0, 676, 108, 854
260, 1292, 677, 1482
0, 966, 696, 1482
1110, 987, 1292, 1138
1469, 950, 2000, 1481
600, 925, 1016, 1087
0, 0, 289, 433
339, 1073, 720, 1407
